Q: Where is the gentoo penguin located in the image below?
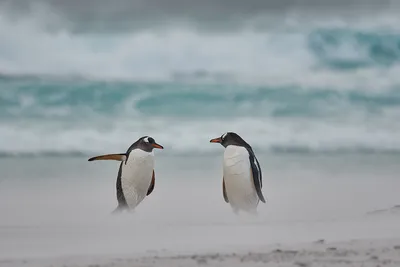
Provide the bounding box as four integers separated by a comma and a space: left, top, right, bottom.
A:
88, 136, 163, 213
210, 132, 266, 214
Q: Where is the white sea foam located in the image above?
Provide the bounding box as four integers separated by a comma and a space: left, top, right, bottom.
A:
1, 5, 400, 89
1, 115, 400, 156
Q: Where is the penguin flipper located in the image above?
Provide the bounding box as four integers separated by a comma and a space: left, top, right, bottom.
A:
249, 153, 266, 203
88, 153, 127, 162
116, 163, 128, 209
146, 170, 155, 196
223, 178, 229, 203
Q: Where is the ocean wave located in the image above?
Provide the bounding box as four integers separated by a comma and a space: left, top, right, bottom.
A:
2, 9, 400, 86
1, 77, 400, 156
1, 113, 400, 157
1, 79, 400, 119
308, 28, 400, 69
2, 147, 400, 159
2, 11, 400, 157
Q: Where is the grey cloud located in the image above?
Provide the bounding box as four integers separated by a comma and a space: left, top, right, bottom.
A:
0, 0, 398, 34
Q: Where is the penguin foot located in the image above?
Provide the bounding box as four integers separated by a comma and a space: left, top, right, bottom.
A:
248, 209, 258, 216
111, 206, 125, 215
232, 208, 240, 215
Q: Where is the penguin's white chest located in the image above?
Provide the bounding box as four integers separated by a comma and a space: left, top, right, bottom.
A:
223, 145, 259, 211
120, 149, 154, 209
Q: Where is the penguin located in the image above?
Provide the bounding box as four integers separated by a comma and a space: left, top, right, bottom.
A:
88, 136, 164, 213
210, 132, 266, 214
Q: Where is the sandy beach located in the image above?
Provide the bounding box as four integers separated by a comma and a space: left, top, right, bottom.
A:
2, 224, 400, 267
2, 231, 400, 266
3, 238, 400, 267
1, 155, 400, 267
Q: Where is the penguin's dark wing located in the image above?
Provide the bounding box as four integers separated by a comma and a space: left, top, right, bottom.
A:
248, 151, 266, 203
88, 153, 127, 162
115, 162, 128, 209
222, 178, 229, 203
147, 170, 156, 196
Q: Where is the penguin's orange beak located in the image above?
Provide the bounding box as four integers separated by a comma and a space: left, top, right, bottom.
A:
152, 143, 164, 149
210, 137, 222, 143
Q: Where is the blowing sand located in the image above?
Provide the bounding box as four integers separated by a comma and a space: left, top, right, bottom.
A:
1, 154, 400, 266
2, 235, 400, 266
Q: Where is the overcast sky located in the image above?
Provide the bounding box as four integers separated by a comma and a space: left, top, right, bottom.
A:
0, 0, 398, 33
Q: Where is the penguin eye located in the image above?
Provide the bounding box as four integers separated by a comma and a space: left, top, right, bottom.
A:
221, 132, 227, 140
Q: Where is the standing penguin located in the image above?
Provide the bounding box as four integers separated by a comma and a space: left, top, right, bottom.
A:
210, 132, 266, 214
88, 136, 164, 213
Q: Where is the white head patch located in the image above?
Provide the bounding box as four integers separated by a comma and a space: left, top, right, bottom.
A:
222, 132, 228, 139
143, 137, 149, 143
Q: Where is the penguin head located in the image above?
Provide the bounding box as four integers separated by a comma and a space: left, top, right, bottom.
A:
210, 132, 250, 148
135, 136, 164, 152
